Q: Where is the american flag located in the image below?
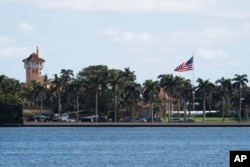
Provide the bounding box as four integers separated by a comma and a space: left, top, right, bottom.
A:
174, 56, 194, 72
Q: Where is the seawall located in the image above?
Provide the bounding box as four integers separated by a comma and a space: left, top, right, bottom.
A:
17, 122, 250, 127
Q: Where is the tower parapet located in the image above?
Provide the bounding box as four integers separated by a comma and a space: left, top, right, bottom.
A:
23, 47, 45, 84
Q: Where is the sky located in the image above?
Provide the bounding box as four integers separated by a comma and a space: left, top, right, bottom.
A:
1, 0, 250, 84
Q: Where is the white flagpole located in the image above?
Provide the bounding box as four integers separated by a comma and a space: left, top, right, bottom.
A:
192, 55, 195, 111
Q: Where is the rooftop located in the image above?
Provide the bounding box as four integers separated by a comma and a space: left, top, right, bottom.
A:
23, 53, 45, 62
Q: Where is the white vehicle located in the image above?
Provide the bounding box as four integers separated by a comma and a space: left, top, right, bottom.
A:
80, 115, 99, 122
60, 113, 69, 122
67, 118, 77, 122
60, 113, 77, 122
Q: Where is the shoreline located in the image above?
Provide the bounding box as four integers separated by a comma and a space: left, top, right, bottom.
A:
2, 122, 250, 127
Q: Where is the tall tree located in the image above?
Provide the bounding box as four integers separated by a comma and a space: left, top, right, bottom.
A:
173, 76, 185, 118
142, 80, 160, 122
60, 69, 74, 85
51, 74, 63, 120
67, 78, 87, 121
0, 75, 22, 124
0, 75, 21, 96
215, 77, 232, 122
108, 69, 124, 122
158, 74, 175, 121
124, 82, 142, 117
123, 67, 136, 83
60, 69, 74, 111
173, 77, 192, 121
31, 81, 46, 114
77, 65, 108, 122
108, 68, 136, 121
196, 78, 215, 122
233, 74, 248, 122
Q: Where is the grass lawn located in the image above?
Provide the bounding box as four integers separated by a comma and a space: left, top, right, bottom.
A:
192, 117, 237, 122
161, 116, 250, 123
193, 117, 250, 122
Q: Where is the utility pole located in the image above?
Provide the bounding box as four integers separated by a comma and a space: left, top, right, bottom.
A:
77, 95, 79, 122
58, 93, 61, 121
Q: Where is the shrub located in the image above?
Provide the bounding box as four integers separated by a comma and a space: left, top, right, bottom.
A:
0, 93, 23, 124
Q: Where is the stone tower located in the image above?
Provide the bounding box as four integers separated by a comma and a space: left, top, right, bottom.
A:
23, 47, 45, 84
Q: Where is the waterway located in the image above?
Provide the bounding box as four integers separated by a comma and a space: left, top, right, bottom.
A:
0, 127, 249, 167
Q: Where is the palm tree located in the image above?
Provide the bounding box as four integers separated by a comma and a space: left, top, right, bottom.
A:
196, 78, 215, 123
172, 76, 185, 118
124, 82, 142, 117
123, 67, 136, 83
107, 68, 136, 121
232, 74, 248, 122
0, 75, 21, 96
158, 74, 175, 121
51, 74, 63, 120
215, 77, 232, 122
60, 69, 74, 111
174, 77, 192, 121
67, 78, 87, 121
108, 69, 123, 121
78, 65, 109, 122
34, 82, 46, 114
60, 69, 74, 85
142, 80, 160, 122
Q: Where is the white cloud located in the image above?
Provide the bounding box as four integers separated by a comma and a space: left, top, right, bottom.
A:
11, 0, 250, 19
226, 60, 242, 66
202, 26, 247, 41
17, 22, 34, 34
0, 35, 12, 46
165, 30, 213, 46
196, 48, 229, 60
164, 24, 250, 47
0, 47, 29, 58
13, 0, 201, 12
95, 28, 153, 43
97, 25, 248, 47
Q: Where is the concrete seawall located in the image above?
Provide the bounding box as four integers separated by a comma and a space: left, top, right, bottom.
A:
16, 122, 250, 127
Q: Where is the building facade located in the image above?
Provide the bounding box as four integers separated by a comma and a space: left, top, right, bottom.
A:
23, 47, 45, 84
22, 47, 52, 116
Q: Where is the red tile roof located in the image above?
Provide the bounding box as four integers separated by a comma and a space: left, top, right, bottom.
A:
23, 53, 45, 62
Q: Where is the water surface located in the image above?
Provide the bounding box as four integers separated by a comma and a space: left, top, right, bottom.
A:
0, 127, 249, 167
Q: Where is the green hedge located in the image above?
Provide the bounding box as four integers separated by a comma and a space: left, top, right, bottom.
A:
0, 93, 23, 124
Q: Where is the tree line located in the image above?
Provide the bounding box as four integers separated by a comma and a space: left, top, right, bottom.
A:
0, 64, 249, 123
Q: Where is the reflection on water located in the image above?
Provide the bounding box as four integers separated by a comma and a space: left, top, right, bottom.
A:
0, 127, 250, 167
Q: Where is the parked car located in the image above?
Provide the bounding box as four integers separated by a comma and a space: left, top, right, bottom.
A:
67, 118, 77, 122
52, 116, 59, 122
34, 115, 47, 122
60, 113, 70, 122
26, 117, 36, 122
147, 117, 162, 122
118, 117, 131, 122
97, 117, 109, 122
134, 117, 147, 122
80, 117, 93, 122
139, 117, 147, 122
169, 117, 183, 122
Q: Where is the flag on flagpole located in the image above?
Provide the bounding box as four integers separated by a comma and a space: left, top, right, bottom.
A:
174, 56, 194, 72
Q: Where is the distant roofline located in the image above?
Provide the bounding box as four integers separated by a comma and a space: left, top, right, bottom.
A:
22, 52, 45, 62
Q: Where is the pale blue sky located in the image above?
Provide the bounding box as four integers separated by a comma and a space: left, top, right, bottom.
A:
1, 0, 250, 84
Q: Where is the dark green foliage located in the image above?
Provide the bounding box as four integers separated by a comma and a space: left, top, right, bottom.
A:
0, 75, 22, 124
1, 68, 250, 123
206, 112, 221, 117
0, 92, 22, 124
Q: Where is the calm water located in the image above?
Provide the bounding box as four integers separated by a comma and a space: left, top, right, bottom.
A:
0, 127, 250, 167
